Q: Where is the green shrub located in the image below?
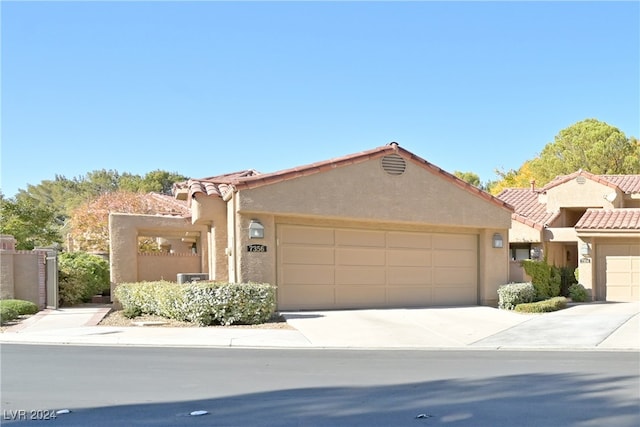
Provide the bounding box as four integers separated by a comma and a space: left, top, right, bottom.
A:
521, 260, 562, 300
114, 281, 276, 326
58, 252, 110, 306
559, 267, 578, 297
0, 306, 19, 325
515, 297, 568, 313
181, 282, 277, 326
0, 299, 39, 315
568, 283, 590, 302
498, 282, 536, 310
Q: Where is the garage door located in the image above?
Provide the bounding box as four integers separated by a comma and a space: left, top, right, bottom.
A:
598, 244, 640, 302
277, 224, 478, 310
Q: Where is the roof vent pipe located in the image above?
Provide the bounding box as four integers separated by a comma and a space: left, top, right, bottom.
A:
530, 180, 536, 191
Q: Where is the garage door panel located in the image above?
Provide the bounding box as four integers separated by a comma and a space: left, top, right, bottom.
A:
336, 267, 386, 285
335, 229, 385, 247
388, 267, 432, 285
433, 286, 477, 305
433, 234, 476, 250
434, 267, 476, 286
387, 232, 432, 249
280, 226, 334, 245
433, 250, 476, 267
281, 246, 334, 265
599, 244, 640, 302
387, 249, 431, 267
387, 287, 433, 306
281, 266, 334, 285
279, 286, 334, 309
335, 287, 386, 308
336, 248, 385, 266
278, 224, 478, 309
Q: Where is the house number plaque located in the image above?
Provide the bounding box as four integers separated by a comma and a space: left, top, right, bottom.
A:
247, 244, 267, 253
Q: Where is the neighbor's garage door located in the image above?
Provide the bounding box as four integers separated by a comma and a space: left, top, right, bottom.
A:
598, 244, 640, 302
277, 224, 478, 310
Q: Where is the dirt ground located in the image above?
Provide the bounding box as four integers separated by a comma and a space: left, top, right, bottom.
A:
98, 309, 295, 329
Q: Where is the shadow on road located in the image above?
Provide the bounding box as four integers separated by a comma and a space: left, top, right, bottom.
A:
4, 372, 638, 426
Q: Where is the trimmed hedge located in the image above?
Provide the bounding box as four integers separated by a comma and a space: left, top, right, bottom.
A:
0, 299, 39, 325
0, 306, 19, 325
0, 299, 39, 315
568, 283, 590, 302
498, 282, 536, 310
114, 281, 276, 326
515, 297, 568, 313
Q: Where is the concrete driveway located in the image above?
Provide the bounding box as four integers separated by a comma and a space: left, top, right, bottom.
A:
282, 302, 640, 350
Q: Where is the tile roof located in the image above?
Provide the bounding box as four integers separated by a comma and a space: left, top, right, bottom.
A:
175, 170, 260, 199
498, 170, 640, 231
145, 193, 191, 217
602, 175, 640, 194
542, 170, 640, 194
187, 143, 513, 212
576, 208, 640, 230
496, 188, 555, 230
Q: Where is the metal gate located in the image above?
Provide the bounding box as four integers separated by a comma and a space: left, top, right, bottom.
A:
45, 250, 58, 309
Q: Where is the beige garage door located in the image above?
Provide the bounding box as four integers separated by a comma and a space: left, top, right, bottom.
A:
277, 224, 478, 310
598, 244, 640, 302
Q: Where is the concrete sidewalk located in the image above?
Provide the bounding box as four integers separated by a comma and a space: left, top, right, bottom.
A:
0, 302, 638, 350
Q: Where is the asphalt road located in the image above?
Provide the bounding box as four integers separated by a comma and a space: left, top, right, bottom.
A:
1, 345, 639, 426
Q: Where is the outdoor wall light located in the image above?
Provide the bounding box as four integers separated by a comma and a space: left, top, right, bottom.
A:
492, 233, 504, 249
249, 220, 265, 239
580, 242, 590, 256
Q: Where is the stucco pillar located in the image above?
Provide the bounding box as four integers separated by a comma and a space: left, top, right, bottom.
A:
576, 237, 594, 299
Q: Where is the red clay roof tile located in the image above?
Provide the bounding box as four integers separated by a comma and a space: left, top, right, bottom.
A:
576, 208, 640, 230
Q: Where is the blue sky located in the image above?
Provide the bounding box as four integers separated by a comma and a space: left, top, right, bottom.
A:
2, 1, 638, 198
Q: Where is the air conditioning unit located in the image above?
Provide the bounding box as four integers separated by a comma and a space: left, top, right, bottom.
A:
177, 273, 209, 284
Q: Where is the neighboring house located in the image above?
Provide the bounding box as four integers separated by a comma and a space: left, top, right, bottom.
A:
110, 143, 513, 310
498, 170, 640, 302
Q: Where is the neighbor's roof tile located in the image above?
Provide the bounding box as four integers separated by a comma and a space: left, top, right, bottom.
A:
496, 188, 554, 230
576, 208, 640, 230
145, 193, 191, 217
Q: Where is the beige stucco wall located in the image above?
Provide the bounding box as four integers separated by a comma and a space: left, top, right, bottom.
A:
545, 179, 620, 211
0, 251, 45, 307
13, 252, 43, 304
236, 157, 512, 229
510, 220, 542, 243
109, 213, 209, 296
0, 251, 15, 299
137, 253, 202, 282
228, 157, 512, 308
191, 196, 229, 281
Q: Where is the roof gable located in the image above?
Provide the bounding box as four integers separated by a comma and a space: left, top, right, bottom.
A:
542, 170, 640, 194
231, 143, 513, 212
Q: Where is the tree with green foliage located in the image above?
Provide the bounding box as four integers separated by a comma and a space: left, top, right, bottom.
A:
0, 194, 62, 250
529, 118, 640, 185
58, 251, 110, 306
488, 119, 639, 194
453, 171, 482, 188
14, 169, 188, 224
